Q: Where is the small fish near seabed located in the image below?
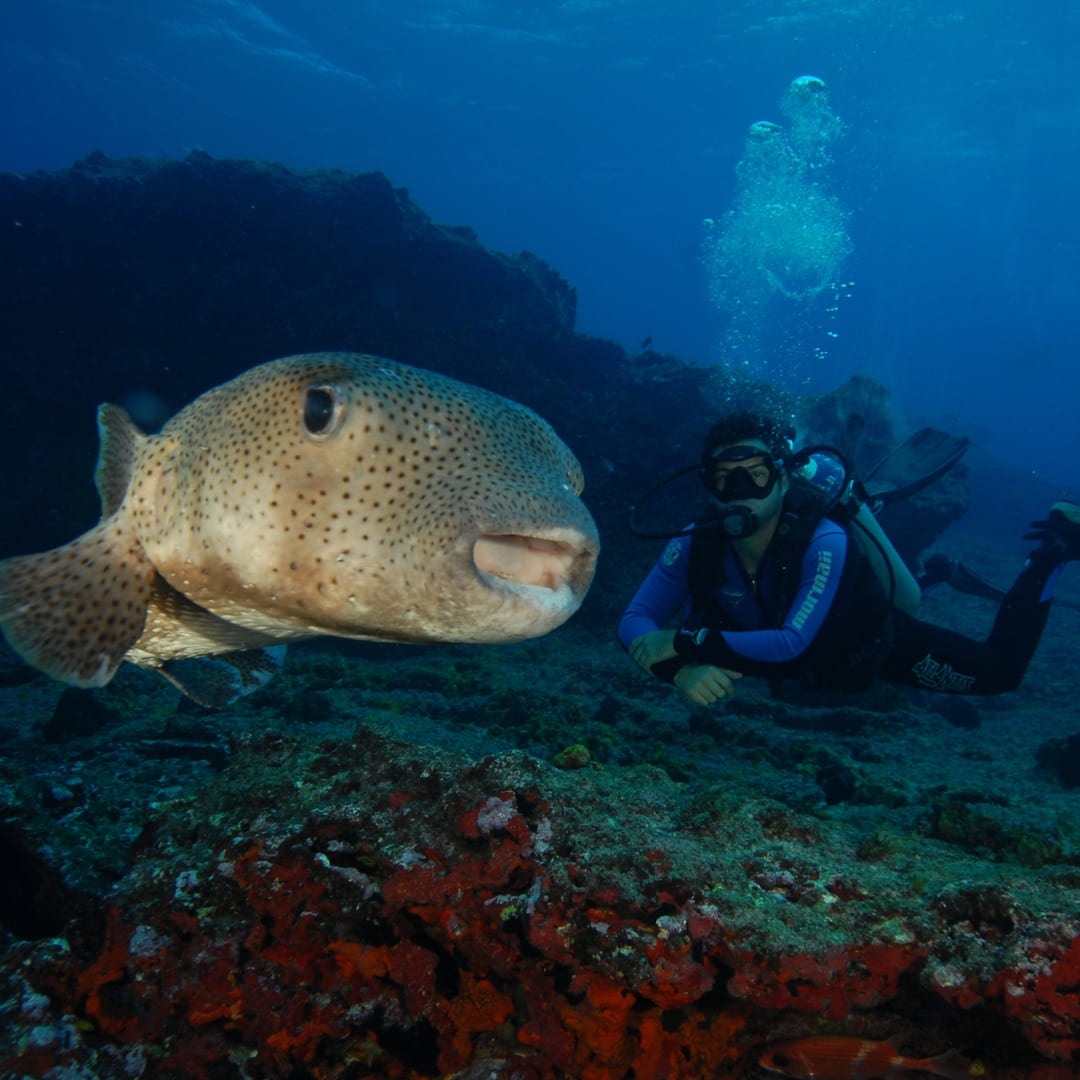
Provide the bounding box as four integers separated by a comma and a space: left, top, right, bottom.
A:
0, 352, 600, 706
758, 1035, 976, 1080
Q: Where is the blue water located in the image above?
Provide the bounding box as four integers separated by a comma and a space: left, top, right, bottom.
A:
3, 0, 1077, 488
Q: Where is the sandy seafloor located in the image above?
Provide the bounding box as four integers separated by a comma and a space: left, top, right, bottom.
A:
1, 520, 1078, 909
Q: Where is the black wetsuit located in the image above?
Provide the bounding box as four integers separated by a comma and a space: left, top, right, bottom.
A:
879, 551, 1062, 694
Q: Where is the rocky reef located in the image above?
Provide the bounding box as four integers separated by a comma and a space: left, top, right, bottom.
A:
1, 154, 1077, 1077
4, 615, 1080, 1077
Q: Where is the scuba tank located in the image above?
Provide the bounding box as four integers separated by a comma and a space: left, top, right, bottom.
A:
789, 447, 920, 616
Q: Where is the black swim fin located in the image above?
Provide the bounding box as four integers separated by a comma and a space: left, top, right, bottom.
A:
918, 553, 1007, 603
862, 427, 971, 509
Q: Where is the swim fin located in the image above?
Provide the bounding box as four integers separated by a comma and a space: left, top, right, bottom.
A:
1024, 500, 1080, 561
918, 553, 1007, 603
862, 427, 971, 509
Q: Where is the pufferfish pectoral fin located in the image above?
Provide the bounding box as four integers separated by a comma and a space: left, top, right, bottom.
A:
156, 645, 288, 708
0, 519, 156, 688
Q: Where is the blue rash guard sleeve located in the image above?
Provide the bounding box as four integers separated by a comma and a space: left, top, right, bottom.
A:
617, 535, 693, 650
675, 522, 849, 676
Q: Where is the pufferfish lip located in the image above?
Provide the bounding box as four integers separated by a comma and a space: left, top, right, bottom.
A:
472, 529, 598, 598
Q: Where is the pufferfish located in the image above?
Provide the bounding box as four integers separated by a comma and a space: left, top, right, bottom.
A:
0, 352, 600, 705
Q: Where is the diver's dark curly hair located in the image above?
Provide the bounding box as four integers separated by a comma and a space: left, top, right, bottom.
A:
701, 411, 796, 468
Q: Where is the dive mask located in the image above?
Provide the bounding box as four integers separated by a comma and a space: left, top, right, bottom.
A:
703, 444, 783, 502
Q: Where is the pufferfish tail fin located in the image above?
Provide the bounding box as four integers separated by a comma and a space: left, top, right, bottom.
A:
0, 404, 155, 688
0, 520, 157, 688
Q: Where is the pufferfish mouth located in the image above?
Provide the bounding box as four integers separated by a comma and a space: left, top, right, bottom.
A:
472, 530, 598, 599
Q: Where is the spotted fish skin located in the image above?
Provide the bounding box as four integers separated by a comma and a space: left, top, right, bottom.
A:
0, 353, 599, 698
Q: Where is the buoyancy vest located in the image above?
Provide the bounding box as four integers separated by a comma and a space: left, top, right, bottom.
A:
685, 456, 896, 691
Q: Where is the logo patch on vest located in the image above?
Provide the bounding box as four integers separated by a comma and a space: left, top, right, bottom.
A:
720, 585, 747, 609
662, 540, 682, 567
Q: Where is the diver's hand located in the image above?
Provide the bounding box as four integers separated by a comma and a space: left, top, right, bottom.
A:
629, 630, 677, 673
673, 664, 743, 706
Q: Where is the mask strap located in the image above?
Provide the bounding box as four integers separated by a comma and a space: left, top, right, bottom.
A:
628, 463, 708, 539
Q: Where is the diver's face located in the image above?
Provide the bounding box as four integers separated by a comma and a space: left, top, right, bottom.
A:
709, 441, 788, 528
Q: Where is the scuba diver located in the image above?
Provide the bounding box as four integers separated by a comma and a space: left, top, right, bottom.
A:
618, 411, 1080, 706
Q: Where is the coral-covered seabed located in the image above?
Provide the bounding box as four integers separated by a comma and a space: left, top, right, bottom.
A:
2, 526, 1079, 1078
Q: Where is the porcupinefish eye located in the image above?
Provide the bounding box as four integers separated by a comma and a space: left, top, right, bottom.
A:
302, 384, 342, 437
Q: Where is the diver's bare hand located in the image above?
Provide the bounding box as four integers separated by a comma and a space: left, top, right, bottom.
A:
629, 630, 677, 673
673, 664, 743, 706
